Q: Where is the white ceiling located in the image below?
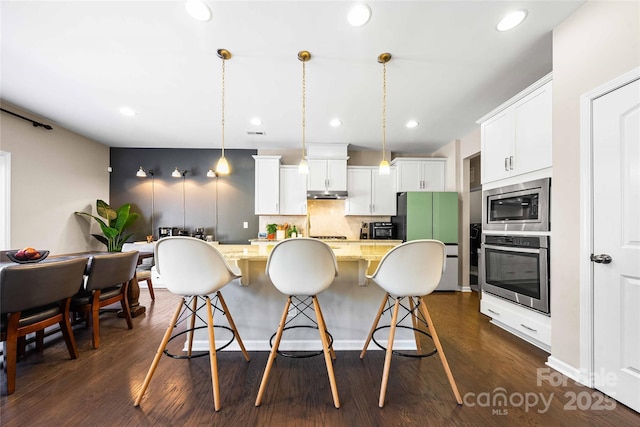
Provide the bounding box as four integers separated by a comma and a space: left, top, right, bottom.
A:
0, 1, 584, 154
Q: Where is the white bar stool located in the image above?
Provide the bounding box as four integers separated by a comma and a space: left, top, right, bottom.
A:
255, 238, 340, 408
360, 239, 463, 407
134, 237, 250, 412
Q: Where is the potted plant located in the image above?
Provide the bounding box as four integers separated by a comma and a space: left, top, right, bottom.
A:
75, 199, 139, 252
266, 223, 278, 241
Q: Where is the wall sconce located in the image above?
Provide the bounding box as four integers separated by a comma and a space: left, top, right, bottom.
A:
207, 168, 217, 178
172, 167, 187, 178
136, 167, 155, 240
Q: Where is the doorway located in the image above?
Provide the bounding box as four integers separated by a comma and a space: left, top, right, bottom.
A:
468, 154, 482, 291
0, 151, 10, 250
580, 68, 640, 412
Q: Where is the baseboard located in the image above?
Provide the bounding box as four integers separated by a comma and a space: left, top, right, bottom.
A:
187, 339, 418, 352
545, 356, 584, 385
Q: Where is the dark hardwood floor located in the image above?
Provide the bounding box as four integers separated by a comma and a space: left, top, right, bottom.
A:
1, 290, 638, 426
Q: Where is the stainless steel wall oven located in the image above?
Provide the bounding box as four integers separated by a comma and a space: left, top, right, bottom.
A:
481, 234, 550, 315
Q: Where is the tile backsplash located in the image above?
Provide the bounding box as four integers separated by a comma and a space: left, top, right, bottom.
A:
259, 200, 390, 239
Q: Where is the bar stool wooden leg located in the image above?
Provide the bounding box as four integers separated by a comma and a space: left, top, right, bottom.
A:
255, 297, 291, 406
313, 296, 340, 408
409, 297, 423, 354
360, 292, 389, 359
134, 298, 183, 406
379, 297, 400, 408
314, 297, 336, 360
206, 296, 221, 411
217, 291, 250, 362
187, 296, 198, 357
418, 298, 463, 405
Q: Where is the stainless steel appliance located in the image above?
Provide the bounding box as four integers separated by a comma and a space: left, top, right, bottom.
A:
483, 178, 550, 232
158, 227, 178, 238
481, 234, 550, 315
369, 222, 394, 240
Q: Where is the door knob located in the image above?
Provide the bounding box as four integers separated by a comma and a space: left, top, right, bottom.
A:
590, 254, 612, 264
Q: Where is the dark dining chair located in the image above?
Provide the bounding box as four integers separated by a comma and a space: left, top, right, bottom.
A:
1, 257, 88, 395
71, 251, 138, 349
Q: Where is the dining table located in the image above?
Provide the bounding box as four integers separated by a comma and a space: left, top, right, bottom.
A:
0, 249, 152, 318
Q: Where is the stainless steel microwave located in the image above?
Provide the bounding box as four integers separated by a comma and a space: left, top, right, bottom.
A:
369, 222, 395, 240
483, 178, 550, 232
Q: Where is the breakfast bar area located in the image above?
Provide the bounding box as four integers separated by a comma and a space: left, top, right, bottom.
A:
151, 241, 424, 352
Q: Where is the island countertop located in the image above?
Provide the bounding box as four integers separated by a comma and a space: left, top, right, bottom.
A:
216, 242, 400, 263
213, 242, 400, 286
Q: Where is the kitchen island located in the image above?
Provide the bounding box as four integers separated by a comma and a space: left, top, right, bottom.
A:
152, 241, 429, 352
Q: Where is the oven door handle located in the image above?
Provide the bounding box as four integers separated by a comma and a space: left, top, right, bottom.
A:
483, 244, 541, 254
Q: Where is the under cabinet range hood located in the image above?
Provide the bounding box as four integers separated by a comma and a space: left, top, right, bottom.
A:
306, 190, 348, 200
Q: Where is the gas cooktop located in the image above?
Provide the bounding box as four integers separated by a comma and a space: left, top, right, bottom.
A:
310, 236, 347, 240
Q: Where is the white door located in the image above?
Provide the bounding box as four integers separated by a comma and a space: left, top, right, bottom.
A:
592, 77, 640, 412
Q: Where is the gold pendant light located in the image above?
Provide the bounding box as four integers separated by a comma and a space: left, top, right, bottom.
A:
378, 52, 391, 175
298, 50, 311, 174
215, 49, 231, 175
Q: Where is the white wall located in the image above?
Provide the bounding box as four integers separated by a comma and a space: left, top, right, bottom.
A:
0, 102, 110, 254
551, 0, 640, 368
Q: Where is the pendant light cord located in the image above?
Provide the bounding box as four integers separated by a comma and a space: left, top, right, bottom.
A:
302, 59, 306, 159
382, 62, 387, 162
221, 57, 226, 158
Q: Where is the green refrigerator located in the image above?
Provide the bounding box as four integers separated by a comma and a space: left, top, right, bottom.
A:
392, 192, 459, 290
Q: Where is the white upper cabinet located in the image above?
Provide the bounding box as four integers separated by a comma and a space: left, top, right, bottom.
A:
392, 158, 445, 192
345, 167, 397, 216
307, 159, 348, 192
253, 156, 280, 215
253, 155, 280, 215
371, 167, 397, 215
479, 75, 552, 184
279, 166, 307, 215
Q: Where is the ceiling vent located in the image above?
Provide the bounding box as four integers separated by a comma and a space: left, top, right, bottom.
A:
247, 131, 266, 136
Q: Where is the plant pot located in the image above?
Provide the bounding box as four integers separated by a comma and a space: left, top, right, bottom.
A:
267, 233, 276, 241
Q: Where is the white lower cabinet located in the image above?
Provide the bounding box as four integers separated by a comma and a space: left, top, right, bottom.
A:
345, 167, 396, 216
480, 292, 551, 352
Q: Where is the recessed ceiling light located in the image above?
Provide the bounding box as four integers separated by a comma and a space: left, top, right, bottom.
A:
406, 120, 419, 128
119, 106, 137, 117
496, 10, 527, 32
185, 0, 212, 22
330, 118, 342, 127
348, 4, 371, 27
250, 118, 263, 126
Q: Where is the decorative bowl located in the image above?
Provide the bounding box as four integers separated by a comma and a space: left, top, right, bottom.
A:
6, 250, 50, 264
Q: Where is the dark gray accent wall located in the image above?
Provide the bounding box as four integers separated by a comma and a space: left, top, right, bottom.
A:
109, 148, 257, 244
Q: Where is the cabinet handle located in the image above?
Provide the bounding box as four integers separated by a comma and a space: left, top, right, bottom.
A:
520, 324, 537, 332
371, 204, 375, 213
275, 202, 279, 211
504, 158, 509, 171
509, 156, 514, 170
488, 308, 500, 315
